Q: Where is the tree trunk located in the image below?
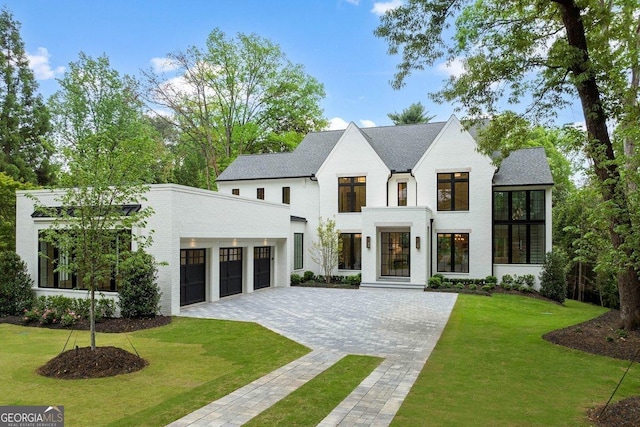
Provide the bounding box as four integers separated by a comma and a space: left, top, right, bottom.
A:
90, 287, 96, 351
554, 0, 640, 329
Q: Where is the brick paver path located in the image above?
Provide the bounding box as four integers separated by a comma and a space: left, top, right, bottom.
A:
170, 287, 457, 426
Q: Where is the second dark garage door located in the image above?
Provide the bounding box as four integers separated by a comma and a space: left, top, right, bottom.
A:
220, 247, 243, 297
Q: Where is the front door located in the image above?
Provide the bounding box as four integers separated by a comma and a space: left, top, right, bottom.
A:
254, 246, 271, 290
220, 247, 243, 297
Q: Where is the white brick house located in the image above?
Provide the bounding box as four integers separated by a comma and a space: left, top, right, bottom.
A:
15, 115, 553, 315
217, 115, 553, 288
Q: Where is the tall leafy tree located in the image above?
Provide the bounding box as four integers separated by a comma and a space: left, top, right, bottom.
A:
376, 0, 640, 329
387, 102, 435, 124
0, 172, 34, 251
143, 28, 327, 190
40, 54, 157, 350
0, 7, 54, 185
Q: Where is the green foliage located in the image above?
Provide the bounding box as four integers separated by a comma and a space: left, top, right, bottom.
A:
118, 250, 161, 318
345, 273, 361, 286
143, 27, 327, 189
0, 251, 34, 316
0, 173, 36, 252
485, 275, 498, 284
501, 274, 514, 286
428, 276, 442, 289
468, 284, 477, 291
540, 251, 569, 304
481, 284, 493, 292
303, 271, 315, 282
310, 217, 342, 284
388, 102, 434, 125
23, 294, 114, 325
0, 8, 55, 186
290, 273, 302, 285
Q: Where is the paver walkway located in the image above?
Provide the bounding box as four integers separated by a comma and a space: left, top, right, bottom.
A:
170, 287, 457, 426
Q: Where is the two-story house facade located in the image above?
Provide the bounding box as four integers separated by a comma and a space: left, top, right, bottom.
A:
15, 115, 553, 315
217, 115, 554, 289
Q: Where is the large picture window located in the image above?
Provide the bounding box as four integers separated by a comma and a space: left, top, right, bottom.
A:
437, 172, 469, 211
437, 233, 469, 273
294, 233, 304, 270
380, 231, 410, 277
338, 176, 366, 212
38, 230, 131, 291
493, 190, 545, 264
339, 233, 362, 270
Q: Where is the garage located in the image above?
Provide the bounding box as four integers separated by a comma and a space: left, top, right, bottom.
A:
254, 246, 271, 290
180, 249, 206, 306
220, 247, 243, 297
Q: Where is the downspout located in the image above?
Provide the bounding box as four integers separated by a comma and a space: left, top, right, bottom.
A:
430, 218, 434, 278
386, 170, 395, 206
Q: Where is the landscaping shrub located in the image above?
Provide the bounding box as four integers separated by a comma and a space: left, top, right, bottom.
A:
23, 294, 114, 326
118, 250, 161, 318
485, 275, 498, 284
0, 251, 35, 316
469, 284, 477, 291
481, 284, 493, 292
501, 274, 514, 287
428, 276, 442, 289
290, 273, 302, 285
346, 273, 361, 286
539, 251, 568, 303
522, 274, 536, 288
303, 271, 315, 282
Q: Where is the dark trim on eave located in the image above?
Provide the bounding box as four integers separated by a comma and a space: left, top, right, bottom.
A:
216, 175, 315, 183
291, 215, 307, 223
492, 182, 554, 188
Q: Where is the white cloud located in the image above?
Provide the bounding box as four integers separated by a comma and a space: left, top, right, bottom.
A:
27, 47, 64, 80
360, 119, 376, 128
328, 117, 349, 130
436, 57, 466, 78
150, 57, 180, 73
371, 0, 403, 16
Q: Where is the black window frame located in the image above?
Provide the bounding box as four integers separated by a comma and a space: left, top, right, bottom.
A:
282, 186, 290, 204
437, 233, 469, 273
232, 188, 240, 196
338, 176, 366, 212
437, 172, 469, 211
398, 182, 407, 206
294, 233, 304, 270
339, 233, 362, 270
493, 190, 546, 264
257, 188, 265, 200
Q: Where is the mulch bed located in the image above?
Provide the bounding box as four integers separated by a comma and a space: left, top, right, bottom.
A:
1, 315, 171, 379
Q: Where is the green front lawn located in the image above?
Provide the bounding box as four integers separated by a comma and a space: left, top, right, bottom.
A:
394, 294, 639, 426
0, 317, 308, 426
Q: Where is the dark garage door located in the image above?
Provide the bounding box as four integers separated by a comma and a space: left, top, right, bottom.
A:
254, 246, 271, 290
180, 249, 206, 306
220, 247, 243, 297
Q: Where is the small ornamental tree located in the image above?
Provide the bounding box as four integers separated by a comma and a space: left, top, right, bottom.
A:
118, 249, 161, 318
0, 251, 35, 316
539, 251, 569, 304
310, 217, 342, 284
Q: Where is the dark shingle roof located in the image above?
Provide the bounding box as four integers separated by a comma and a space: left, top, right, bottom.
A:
493, 147, 554, 186
216, 122, 447, 181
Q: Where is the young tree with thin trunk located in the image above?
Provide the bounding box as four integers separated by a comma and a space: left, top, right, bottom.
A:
376, 0, 640, 329
310, 217, 343, 284
37, 54, 157, 350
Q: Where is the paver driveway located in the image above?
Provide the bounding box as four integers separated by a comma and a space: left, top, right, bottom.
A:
171, 287, 457, 426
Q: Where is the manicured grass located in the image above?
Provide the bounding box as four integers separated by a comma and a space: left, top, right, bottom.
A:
393, 294, 640, 426
0, 317, 308, 426
245, 354, 383, 427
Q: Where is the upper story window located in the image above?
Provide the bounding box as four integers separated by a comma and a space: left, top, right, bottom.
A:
257, 188, 265, 200
493, 190, 545, 264
437, 172, 469, 211
338, 176, 366, 212
232, 189, 240, 196
398, 182, 407, 206
282, 187, 290, 204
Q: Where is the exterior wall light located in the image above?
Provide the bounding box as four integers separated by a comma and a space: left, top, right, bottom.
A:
416, 236, 421, 249
366, 236, 371, 249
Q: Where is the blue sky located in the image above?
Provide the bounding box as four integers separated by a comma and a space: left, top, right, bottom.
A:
8, 0, 584, 129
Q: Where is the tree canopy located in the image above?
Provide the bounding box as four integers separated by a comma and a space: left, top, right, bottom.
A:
0, 7, 54, 185
387, 102, 435, 124
376, 0, 640, 328
143, 28, 327, 189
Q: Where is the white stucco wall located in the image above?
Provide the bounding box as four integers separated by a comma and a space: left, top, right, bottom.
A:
413, 116, 496, 280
